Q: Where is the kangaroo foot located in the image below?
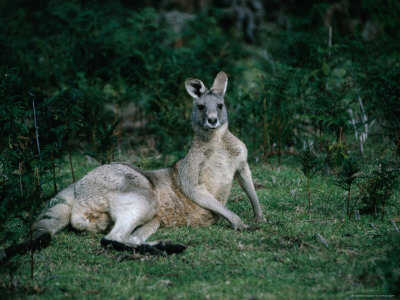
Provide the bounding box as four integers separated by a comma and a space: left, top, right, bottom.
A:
234, 224, 261, 231
101, 238, 186, 256
233, 222, 249, 231
101, 238, 132, 251
245, 225, 261, 231
152, 241, 186, 255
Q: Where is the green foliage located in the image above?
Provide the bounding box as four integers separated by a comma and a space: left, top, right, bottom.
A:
133, 156, 165, 171
297, 145, 321, 215
297, 145, 320, 180
0, 161, 399, 298
358, 159, 400, 219
334, 156, 360, 217
0, 70, 38, 225
0, 71, 55, 281
326, 141, 348, 171
85, 120, 119, 165
334, 156, 360, 191
263, 70, 298, 162
1, 0, 400, 290
0, 0, 399, 163
369, 65, 400, 150
378, 233, 400, 296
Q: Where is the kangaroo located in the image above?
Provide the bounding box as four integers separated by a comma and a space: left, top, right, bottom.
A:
0, 71, 263, 258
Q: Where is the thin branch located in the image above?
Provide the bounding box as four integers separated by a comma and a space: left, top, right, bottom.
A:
391, 219, 399, 232
317, 233, 329, 248
30, 92, 41, 160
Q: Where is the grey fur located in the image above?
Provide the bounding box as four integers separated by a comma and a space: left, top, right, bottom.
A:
33, 71, 263, 249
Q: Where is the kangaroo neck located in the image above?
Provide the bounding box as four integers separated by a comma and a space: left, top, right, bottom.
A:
192, 123, 229, 144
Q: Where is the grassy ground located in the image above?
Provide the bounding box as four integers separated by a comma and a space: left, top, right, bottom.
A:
1, 156, 399, 299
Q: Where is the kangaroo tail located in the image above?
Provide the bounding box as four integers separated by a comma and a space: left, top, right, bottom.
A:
0, 184, 75, 262
33, 183, 75, 236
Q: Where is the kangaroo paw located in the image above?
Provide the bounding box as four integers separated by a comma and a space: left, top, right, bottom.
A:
101, 238, 132, 251
135, 244, 167, 256
245, 225, 261, 231
235, 224, 260, 231
153, 241, 186, 255
233, 222, 250, 231
101, 238, 186, 256
134, 242, 186, 256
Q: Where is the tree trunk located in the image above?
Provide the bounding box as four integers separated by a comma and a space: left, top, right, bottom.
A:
30, 227, 34, 280
307, 177, 311, 217
51, 151, 57, 194
263, 97, 271, 160
319, 124, 323, 153
278, 101, 282, 167
18, 162, 24, 197
164, 154, 169, 167
67, 136, 75, 183
35, 168, 41, 197
115, 103, 122, 157
253, 132, 256, 156
347, 186, 351, 218
9, 267, 14, 289
65, 118, 75, 183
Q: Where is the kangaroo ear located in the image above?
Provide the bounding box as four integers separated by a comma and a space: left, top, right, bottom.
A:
185, 79, 206, 99
211, 71, 228, 97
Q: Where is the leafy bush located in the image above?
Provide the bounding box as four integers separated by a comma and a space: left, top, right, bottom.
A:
334, 156, 360, 217
358, 159, 400, 219
297, 145, 321, 216
377, 233, 400, 296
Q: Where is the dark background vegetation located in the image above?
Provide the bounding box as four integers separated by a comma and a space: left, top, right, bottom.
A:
1, 0, 399, 162
1, 0, 399, 297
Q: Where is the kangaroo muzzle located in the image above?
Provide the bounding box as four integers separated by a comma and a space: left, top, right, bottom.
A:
205, 114, 220, 129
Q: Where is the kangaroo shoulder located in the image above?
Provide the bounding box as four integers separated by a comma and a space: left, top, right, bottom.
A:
222, 131, 248, 162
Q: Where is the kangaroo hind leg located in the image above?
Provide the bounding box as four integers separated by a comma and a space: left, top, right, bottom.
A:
101, 191, 185, 255
102, 216, 186, 255
128, 217, 160, 246
129, 217, 186, 255
101, 191, 156, 249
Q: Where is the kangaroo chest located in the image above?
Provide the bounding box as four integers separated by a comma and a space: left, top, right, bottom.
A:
155, 131, 246, 228
154, 148, 238, 228
198, 145, 239, 204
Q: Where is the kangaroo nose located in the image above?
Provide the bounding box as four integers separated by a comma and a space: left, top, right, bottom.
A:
208, 117, 217, 125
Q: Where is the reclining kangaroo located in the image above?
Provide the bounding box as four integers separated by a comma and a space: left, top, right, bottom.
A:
1, 71, 262, 258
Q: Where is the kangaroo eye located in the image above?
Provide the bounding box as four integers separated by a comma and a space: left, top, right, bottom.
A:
217, 104, 223, 109
197, 104, 205, 110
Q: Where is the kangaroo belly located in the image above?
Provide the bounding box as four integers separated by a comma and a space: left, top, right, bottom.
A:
145, 169, 217, 227
156, 185, 217, 228
200, 152, 236, 205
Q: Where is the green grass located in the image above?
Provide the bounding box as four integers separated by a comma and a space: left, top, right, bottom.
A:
1, 156, 399, 299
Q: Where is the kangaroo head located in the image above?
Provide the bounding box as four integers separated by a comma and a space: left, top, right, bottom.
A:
185, 71, 228, 132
